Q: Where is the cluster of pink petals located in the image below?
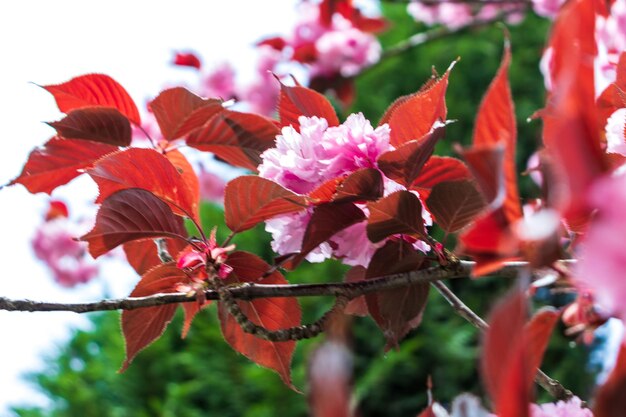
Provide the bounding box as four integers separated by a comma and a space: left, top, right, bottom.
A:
529, 397, 593, 417
531, 0, 566, 18
198, 166, 226, 204
201, 62, 237, 100
258, 114, 430, 267
575, 172, 626, 323
32, 209, 98, 288
237, 46, 282, 117
597, 0, 626, 94
407, 0, 524, 30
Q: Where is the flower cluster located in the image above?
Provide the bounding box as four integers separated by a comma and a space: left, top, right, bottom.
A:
407, 0, 524, 30
258, 114, 431, 267
31, 201, 98, 288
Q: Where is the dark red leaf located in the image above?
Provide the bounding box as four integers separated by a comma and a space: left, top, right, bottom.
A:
365, 240, 428, 349
42, 73, 141, 124
426, 180, 486, 233
523, 307, 559, 383
377, 124, 446, 187
594, 344, 626, 417
411, 156, 472, 201
472, 39, 521, 223
47, 107, 131, 146
88, 148, 199, 221
278, 81, 339, 130
186, 109, 279, 171
482, 290, 530, 417
120, 263, 188, 371
367, 191, 428, 243
257, 36, 287, 51
334, 168, 383, 203
9, 137, 117, 195
172, 52, 202, 69
460, 143, 505, 206
309, 76, 356, 108
224, 176, 308, 232
380, 63, 453, 147
219, 251, 301, 389
344, 266, 368, 316
123, 238, 188, 276
149, 87, 224, 140
80, 188, 188, 258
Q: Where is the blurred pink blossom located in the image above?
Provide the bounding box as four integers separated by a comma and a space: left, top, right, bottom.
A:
531, 0, 565, 18
605, 108, 626, 156
201, 62, 237, 100
313, 27, 381, 77
238, 46, 281, 116
596, 0, 626, 94
407, 2, 473, 29
198, 166, 226, 203
530, 397, 593, 417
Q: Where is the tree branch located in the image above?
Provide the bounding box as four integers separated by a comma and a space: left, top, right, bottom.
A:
432, 281, 575, 402
0, 260, 573, 314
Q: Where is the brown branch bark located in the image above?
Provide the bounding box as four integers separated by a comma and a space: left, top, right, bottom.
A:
432, 281, 575, 401
0, 260, 573, 313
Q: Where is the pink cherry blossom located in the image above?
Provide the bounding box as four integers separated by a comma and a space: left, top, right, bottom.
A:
201, 62, 237, 100
198, 166, 226, 203
531, 0, 566, 18
605, 108, 626, 156
312, 27, 381, 78
407, 2, 474, 29
530, 397, 593, 417
238, 46, 281, 116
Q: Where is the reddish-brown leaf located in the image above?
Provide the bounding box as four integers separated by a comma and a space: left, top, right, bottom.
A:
365, 240, 428, 349
186, 109, 278, 171
309, 177, 343, 204
80, 188, 188, 258
472, 39, 521, 223
165, 149, 200, 216
411, 156, 472, 201
380, 63, 453, 147
523, 307, 559, 384
367, 191, 428, 243
9, 137, 117, 195
47, 107, 131, 147
123, 238, 188, 276
42, 73, 140, 124
594, 344, 626, 417
378, 125, 446, 187
149, 87, 224, 140
224, 176, 308, 232
278, 81, 339, 130
120, 263, 187, 371
344, 266, 368, 316
88, 148, 199, 221
219, 251, 301, 388
482, 290, 530, 417
460, 143, 505, 206
426, 180, 486, 233
334, 168, 383, 203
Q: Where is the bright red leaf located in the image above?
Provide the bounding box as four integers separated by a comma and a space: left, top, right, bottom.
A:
410, 156, 472, 201
47, 107, 131, 147
460, 143, 505, 206
426, 180, 486, 233
80, 188, 188, 258
120, 263, 188, 371
123, 238, 188, 276
149, 87, 224, 140
88, 148, 199, 221
224, 176, 308, 232
165, 149, 200, 215
365, 240, 428, 349
309, 177, 343, 204
9, 137, 117, 195
523, 307, 560, 383
219, 251, 301, 389
377, 124, 446, 187
172, 52, 202, 69
42, 73, 141, 124
594, 343, 626, 417
380, 62, 453, 147
278, 81, 340, 130
367, 191, 428, 243
186, 109, 279, 171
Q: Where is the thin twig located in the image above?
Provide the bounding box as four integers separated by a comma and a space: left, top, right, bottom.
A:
0, 260, 574, 314
432, 281, 574, 401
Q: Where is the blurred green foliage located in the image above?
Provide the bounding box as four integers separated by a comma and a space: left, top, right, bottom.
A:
12, 6, 597, 417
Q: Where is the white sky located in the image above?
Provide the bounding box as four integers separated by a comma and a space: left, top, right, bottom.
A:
0, 1, 296, 413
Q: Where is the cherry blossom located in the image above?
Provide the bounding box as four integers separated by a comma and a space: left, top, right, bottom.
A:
604, 108, 626, 156
529, 397, 593, 417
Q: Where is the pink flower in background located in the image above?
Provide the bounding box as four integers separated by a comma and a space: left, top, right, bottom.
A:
575, 172, 626, 322
313, 26, 381, 77
605, 108, 626, 156
238, 45, 281, 116
259, 114, 431, 266
198, 166, 226, 203
32, 202, 98, 288
408, 2, 474, 29
596, 0, 626, 93
531, 0, 565, 18
201, 62, 237, 100
530, 397, 593, 417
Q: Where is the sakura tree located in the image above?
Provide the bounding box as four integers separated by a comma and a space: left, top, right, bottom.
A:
3, 0, 626, 416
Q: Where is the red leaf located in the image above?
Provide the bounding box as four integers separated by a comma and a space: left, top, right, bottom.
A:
334, 168, 384, 203
482, 290, 530, 417
224, 176, 308, 232
186, 109, 279, 171
278, 81, 339, 130
42, 73, 140, 124
523, 308, 559, 382
460, 143, 505, 206
9, 137, 117, 195
292, 203, 365, 265
377, 124, 446, 187
472, 39, 521, 223
380, 63, 453, 147
149, 87, 224, 140
123, 238, 188, 276
426, 180, 486, 233
120, 263, 187, 371
172, 52, 202, 69
47, 107, 131, 147
257, 36, 287, 51
367, 191, 428, 243
165, 149, 200, 216
219, 251, 301, 389
309, 177, 343, 204
80, 188, 188, 258
344, 266, 368, 316
594, 343, 626, 417
88, 148, 199, 221
365, 240, 428, 349
411, 156, 472, 201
